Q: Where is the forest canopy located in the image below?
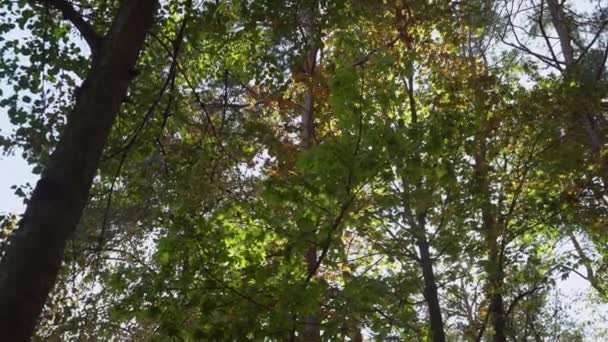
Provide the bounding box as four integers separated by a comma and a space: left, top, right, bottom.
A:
1, 0, 608, 341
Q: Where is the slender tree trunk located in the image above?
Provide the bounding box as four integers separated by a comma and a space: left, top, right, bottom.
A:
301, 38, 322, 342
0, 1, 157, 340
547, 1, 608, 303
341, 259, 363, 342
403, 72, 446, 342
410, 214, 446, 342
417, 238, 447, 342
301, 48, 316, 150
484, 203, 506, 342
475, 120, 506, 342
546, 0, 574, 66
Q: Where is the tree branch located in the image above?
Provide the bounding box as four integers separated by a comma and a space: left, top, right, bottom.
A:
36, 0, 101, 52
305, 196, 355, 282
568, 232, 606, 296
505, 283, 543, 318
575, 19, 608, 65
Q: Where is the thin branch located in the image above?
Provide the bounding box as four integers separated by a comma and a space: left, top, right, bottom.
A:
502, 1, 563, 69
36, 0, 101, 52
305, 196, 355, 282
196, 244, 273, 311
95, 17, 186, 258
353, 35, 400, 67
152, 34, 241, 165
505, 283, 543, 318
502, 35, 561, 69
575, 19, 608, 65
568, 232, 606, 295
596, 42, 608, 80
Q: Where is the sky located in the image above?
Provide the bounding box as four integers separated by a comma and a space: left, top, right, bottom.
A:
0, 111, 35, 213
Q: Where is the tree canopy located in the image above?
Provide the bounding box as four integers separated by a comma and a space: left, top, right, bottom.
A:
1, 0, 608, 341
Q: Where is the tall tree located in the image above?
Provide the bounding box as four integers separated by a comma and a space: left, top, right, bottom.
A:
0, 0, 157, 339
547, 0, 608, 190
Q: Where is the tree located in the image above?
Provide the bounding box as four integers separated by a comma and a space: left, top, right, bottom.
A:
0, 0, 157, 339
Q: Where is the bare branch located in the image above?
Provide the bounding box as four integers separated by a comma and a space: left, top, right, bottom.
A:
568, 232, 607, 296
575, 19, 608, 64
505, 282, 543, 318
596, 42, 608, 80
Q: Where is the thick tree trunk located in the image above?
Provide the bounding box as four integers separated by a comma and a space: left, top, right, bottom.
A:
0, 1, 157, 340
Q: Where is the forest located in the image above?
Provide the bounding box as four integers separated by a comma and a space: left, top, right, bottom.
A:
0, 0, 607, 341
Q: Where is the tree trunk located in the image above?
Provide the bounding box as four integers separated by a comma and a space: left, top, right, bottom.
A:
403, 71, 446, 342
301, 37, 322, 342
487, 256, 506, 342
483, 204, 506, 342
547, 0, 608, 189
416, 231, 447, 342
0, 1, 157, 340
475, 121, 507, 342
350, 327, 363, 342
546, 0, 574, 66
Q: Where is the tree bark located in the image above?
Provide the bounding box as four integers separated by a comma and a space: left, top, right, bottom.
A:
0, 1, 157, 340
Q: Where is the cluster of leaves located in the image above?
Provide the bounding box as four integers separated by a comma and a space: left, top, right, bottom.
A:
1, 0, 608, 340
